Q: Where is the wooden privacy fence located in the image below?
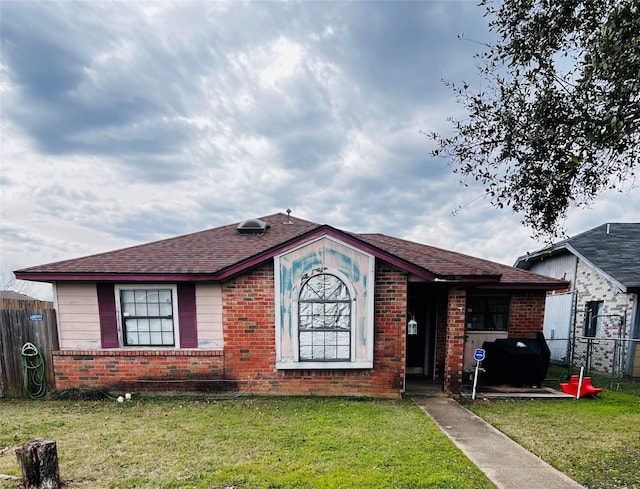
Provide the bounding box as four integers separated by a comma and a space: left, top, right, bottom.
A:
0, 302, 58, 398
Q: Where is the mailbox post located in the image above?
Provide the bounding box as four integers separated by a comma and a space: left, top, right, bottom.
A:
472, 348, 485, 400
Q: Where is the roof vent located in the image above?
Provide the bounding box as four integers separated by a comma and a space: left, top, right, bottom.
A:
237, 218, 270, 235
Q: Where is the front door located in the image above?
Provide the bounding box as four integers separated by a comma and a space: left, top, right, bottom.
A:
406, 284, 437, 378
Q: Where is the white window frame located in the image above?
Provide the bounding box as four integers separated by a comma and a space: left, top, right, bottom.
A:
274, 236, 375, 370
293, 269, 357, 365
114, 284, 180, 348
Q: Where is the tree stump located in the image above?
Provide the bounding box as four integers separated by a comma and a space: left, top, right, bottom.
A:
15, 439, 60, 489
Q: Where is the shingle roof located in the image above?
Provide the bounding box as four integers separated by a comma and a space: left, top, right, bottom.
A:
0, 290, 41, 301
16, 212, 566, 289
515, 223, 640, 290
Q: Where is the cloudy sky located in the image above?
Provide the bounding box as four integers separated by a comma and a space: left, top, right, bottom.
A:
1, 1, 638, 300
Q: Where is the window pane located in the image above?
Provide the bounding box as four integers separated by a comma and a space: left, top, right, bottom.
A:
121, 290, 135, 303
135, 303, 148, 316
122, 302, 135, 315
159, 290, 172, 303
146, 290, 159, 303
159, 303, 172, 317
299, 303, 312, 316
337, 332, 350, 345
161, 319, 173, 332
466, 297, 510, 331
147, 303, 160, 316
300, 345, 312, 359
336, 314, 350, 329
337, 345, 350, 359
311, 316, 326, 329
298, 274, 351, 361
325, 331, 336, 344
125, 318, 138, 332
300, 332, 312, 346
120, 288, 176, 347
312, 344, 324, 359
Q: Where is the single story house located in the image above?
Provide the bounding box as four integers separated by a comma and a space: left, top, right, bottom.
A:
515, 223, 640, 377
16, 212, 567, 398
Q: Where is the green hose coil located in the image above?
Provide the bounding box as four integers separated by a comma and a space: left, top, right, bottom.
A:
21, 342, 46, 399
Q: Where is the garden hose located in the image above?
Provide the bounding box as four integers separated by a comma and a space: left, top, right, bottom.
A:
21, 342, 46, 399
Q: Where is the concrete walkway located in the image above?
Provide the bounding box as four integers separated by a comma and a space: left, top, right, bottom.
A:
412, 394, 585, 489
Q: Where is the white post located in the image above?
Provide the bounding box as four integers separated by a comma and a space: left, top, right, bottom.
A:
576, 366, 584, 400
472, 361, 480, 400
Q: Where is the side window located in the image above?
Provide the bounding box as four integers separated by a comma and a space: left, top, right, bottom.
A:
120, 288, 176, 346
298, 274, 351, 361
466, 296, 510, 331
584, 301, 604, 337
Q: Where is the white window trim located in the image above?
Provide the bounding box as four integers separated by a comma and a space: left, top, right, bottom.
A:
274, 237, 375, 370
114, 284, 180, 349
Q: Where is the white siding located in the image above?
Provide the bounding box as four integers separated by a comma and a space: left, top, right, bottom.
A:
543, 291, 574, 363
56, 282, 101, 349
56, 281, 224, 351
527, 253, 577, 286
196, 283, 223, 349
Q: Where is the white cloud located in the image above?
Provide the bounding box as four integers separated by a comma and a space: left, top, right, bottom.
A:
0, 0, 637, 299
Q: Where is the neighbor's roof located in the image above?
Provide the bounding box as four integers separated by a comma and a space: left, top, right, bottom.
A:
15, 213, 566, 290
515, 223, 640, 291
0, 290, 41, 301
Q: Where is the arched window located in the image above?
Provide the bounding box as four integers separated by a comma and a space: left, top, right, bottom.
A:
298, 274, 351, 361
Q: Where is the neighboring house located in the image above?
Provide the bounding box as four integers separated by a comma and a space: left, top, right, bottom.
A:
15, 212, 566, 397
515, 223, 640, 377
0, 290, 40, 301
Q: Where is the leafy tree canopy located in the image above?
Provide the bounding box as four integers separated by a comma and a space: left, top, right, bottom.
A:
431, 0, 639, 238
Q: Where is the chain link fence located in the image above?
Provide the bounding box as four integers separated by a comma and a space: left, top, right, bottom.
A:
546, 310, 639, 390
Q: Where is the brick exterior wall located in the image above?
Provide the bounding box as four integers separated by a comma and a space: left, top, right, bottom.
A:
508, 292, 546, 338
437, 289, 547, 393
444, 289, 466, 393
221, 262, 406, 399
52, 350, 226, 392
573, 260, 636, 374
49, 264, 550, 396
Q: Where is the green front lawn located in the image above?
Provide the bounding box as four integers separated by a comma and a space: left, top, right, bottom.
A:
0, 396, 494, 489
468, 390, 640, 489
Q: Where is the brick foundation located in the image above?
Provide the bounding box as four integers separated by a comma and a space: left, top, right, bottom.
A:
53, 350, 226, 393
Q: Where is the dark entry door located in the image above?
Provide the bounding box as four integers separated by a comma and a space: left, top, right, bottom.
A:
406, 284, 436, 378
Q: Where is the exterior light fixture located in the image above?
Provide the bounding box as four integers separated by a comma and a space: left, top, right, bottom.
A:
407, 313, 418, 336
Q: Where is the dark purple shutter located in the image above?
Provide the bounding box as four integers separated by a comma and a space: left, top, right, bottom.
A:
97, 283, 120, 348
178, 283, 198, 348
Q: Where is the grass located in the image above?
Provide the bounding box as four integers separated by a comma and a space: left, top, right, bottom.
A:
0, 396, 494, 489
468, 389, 640, 489
544, 365, 640, 397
